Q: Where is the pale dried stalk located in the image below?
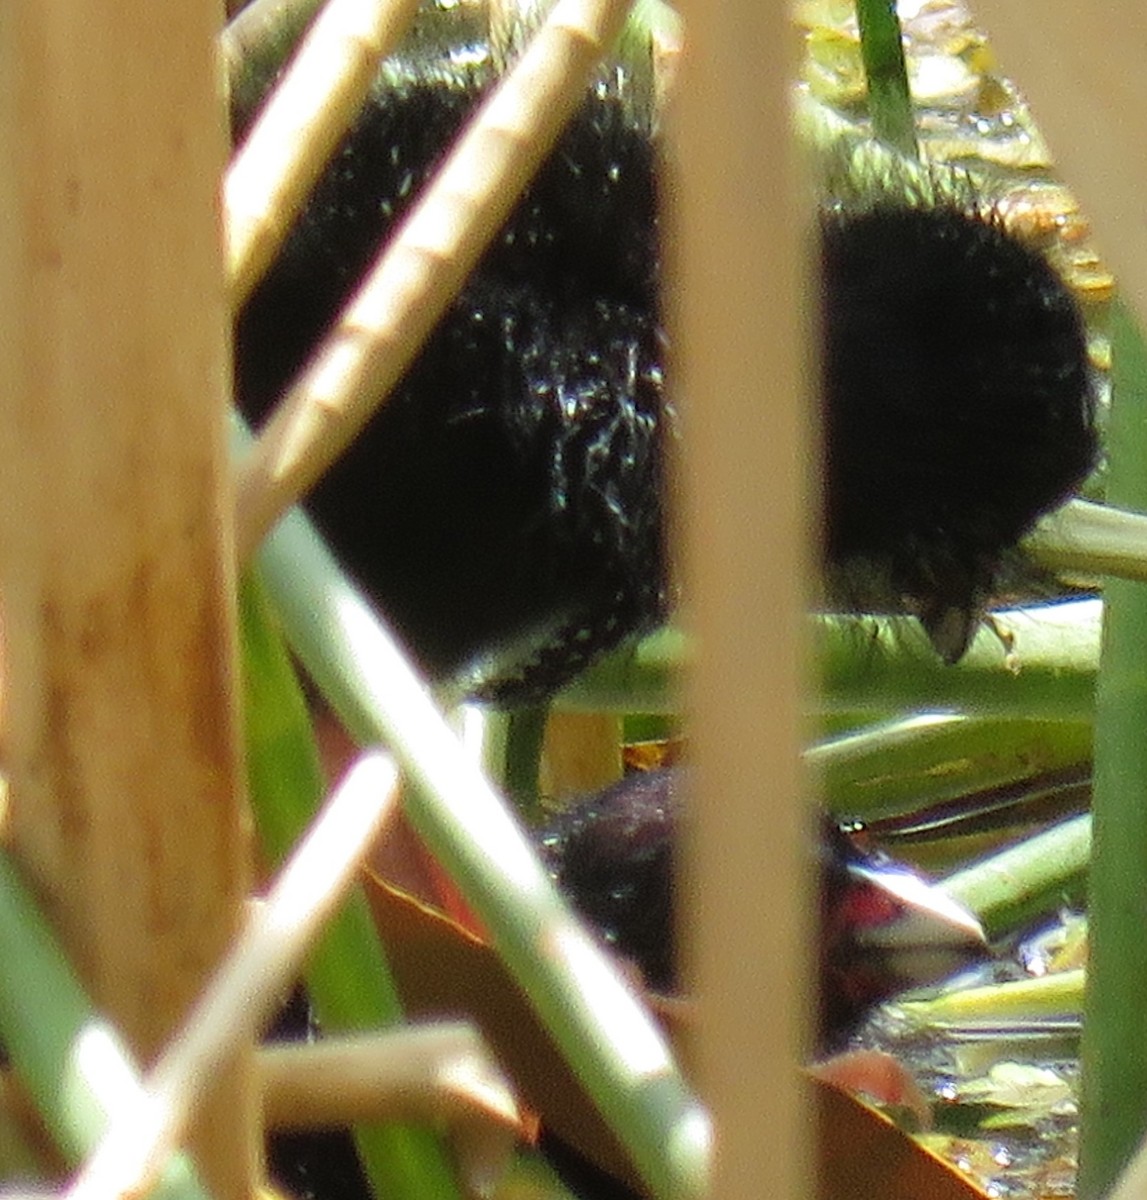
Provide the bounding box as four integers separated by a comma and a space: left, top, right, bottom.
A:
233, 0, 637, 560
258, 1022, 519, 1131
672, 0, 812, 1196
0, 1021, 519, 1162
261, 1027, 522, 1198
63, 752, 400, 1200
226, 0, 425, 308
0, 4, 252, 1196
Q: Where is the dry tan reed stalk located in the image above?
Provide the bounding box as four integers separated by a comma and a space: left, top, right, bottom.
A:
0, 5, 253, 1196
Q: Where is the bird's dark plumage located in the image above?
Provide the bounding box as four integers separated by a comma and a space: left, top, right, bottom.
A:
538, 768, 986, 1049
236, 71, 666, 701
821, 203, 1098, 659
236, 55, 1097, 697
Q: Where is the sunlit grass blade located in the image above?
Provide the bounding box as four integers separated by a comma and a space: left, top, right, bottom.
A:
855, 0, 917, 157
899, 969, 1084, 1028
232, 408, 708, 1199
0, 853, 211, 1200
1079, 301, 1147, 1199
939, 813, 1091, 938
240, 574, 464, 1200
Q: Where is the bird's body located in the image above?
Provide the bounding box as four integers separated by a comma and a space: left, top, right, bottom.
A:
236, 49, 1097, 695
821, 202, 1098, 660
538, 767, 986, 1050
240, 19, 1097, 1200
236, 68, 667, 701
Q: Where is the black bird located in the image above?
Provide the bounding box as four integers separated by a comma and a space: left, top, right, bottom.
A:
537, 767, 987, 1050
237, 35, 1091, 1200
235, 50, 1097, 702
532, 768, 986, 1199
236, 65, 665, 702
820, 201, 1098, 661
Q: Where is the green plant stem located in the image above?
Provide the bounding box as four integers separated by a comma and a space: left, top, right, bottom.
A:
553, 626, 687, 712
240, 575, 463, 1200
1079, 302, 1147, 1199
899, 969, 1084, 1027
811, 712, 1091, 820
817, 601, 1101, 718
495, 705, 550, 820
253, 503, 709, 1200
558, 601, 1102, 716
0, 853, 212, 1200
854, 0, 917, 157
939, 813, 1091, 939
1028, 498, 1147, 583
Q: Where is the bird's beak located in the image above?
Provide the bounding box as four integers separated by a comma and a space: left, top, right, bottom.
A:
839, 860, 986, 990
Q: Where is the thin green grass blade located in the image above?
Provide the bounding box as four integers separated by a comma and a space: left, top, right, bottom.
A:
1078, 301, 1147, 1198
246, 496, 709, 1200
0, 853, 212, 1200
239, 574, 463, 1200
854, 0, 917, 157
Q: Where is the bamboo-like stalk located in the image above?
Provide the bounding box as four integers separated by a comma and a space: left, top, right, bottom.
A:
0, 7, 253, 1198
233, 0, 638, 559
225, 0, 425, 308
671, 4, 810, 1200
65, 753, 401, 1200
